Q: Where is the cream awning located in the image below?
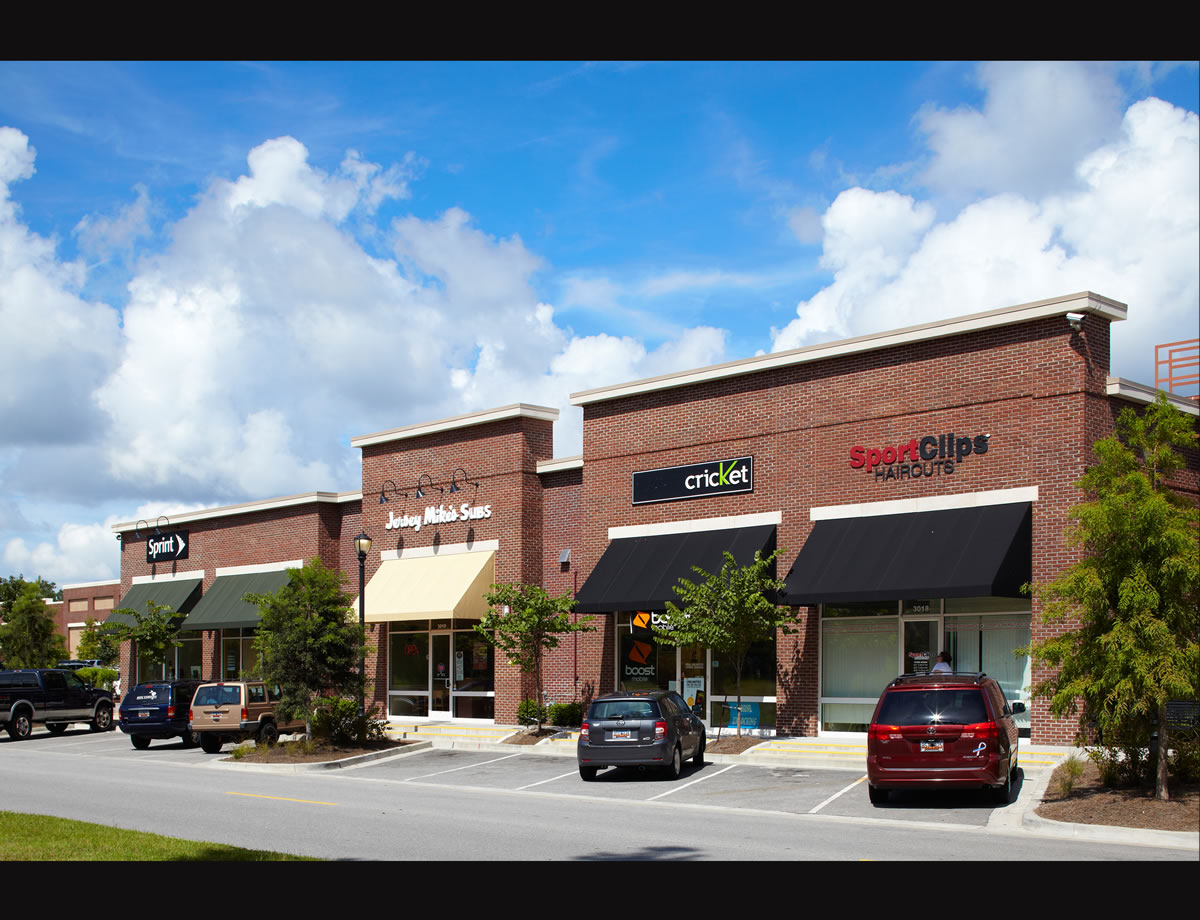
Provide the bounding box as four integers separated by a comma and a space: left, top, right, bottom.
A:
356, 551, 495, 622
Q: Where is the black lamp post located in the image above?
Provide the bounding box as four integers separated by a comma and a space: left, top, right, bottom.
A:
353, 531, 372, 718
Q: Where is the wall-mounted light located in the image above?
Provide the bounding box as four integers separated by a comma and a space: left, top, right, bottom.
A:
378, 479, 406, 504
1066, 312, 1084, 332
448, 468, 479, 494
558, 548, 571, 564
133, 519, 149, 539
115, 533, 123, 542
155, 515, 170, 535
415, 473, 442, 500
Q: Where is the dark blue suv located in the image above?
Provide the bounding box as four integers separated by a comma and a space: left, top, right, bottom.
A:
119, 680, 204, 749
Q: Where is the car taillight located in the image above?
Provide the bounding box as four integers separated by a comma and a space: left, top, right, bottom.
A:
654, 721, 667, 739
241, 707, 248, 721
167, 705, 176, 718
869, 724, 902, 741
580, 721, 589, 739
188, 708, 194, 722
962, 721, 998, 740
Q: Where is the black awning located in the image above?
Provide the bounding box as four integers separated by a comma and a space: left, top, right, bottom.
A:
104, 578, 202, 628
780, 502, 1032, 606
574, 524, 776, 613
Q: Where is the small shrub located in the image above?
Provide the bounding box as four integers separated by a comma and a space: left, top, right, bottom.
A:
546, 701, 582, 727
1169, 735, 1200, 784
517, 698, 547, 726
76, 667, 118, 692
311, 696, 386, 745
1054, 753, 1085, 797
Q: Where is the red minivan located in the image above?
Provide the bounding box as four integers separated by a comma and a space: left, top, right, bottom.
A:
866, 672, 1024, 805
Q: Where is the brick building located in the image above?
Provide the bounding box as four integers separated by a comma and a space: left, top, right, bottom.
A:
106, 291, 1199, 743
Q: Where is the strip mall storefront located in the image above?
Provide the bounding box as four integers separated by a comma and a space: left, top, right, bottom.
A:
104, 292, 1199, 744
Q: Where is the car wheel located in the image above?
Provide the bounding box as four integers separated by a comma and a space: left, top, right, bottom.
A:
868, 784, 889, 805
256, 721, 279, 746
664, 745, 682, 780
181, 730, 201, 748
693, 734, 706, 765
90, 703, 113, 732
991, 767, 1012, 805
579, 765, 598, 781
200, 734, 223, 754
46, 722, 68, 735
131, 735, 151, 750
7, 709, 33, 740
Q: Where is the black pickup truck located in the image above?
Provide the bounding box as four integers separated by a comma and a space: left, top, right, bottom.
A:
0, 669, 115, 740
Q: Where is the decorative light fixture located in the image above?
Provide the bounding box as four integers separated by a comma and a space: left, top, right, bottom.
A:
448, 468, 479, 494
155, 515, 170, 535
415, 473, 442, 499
133, 519, 149, 539
378, 478, 405, 504
353, 531, 372, 720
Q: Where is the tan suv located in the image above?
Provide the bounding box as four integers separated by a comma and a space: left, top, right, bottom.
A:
188, 680, 305, 753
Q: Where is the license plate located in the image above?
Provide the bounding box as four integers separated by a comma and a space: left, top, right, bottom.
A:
138, 712, 149, 719
210, 714, 222, 722
612, 730, 631, 740
920, 741, 943, 752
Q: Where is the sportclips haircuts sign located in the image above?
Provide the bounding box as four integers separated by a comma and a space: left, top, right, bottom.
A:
146, 530, 189, 563
850, 432, 991, 484
632, 456, 753, 505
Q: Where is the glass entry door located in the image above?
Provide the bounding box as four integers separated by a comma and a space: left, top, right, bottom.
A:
680, 645, 707, 721
431, 632, 452, 717
902, 619, 939, 675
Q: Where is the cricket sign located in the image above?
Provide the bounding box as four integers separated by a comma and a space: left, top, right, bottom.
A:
632, 456, 753, 505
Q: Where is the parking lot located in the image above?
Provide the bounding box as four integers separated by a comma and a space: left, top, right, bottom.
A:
3, 724, 1031, 830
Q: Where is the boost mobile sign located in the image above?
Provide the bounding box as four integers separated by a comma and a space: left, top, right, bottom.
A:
632, 456, 753, 505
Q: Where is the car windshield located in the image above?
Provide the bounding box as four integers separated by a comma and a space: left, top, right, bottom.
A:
193, 685, 242, 706
876, 689, 988, 725
589, 700, 658, 720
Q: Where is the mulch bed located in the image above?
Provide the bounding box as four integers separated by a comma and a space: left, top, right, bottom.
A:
1036, 760, 1200, 833
229, 738, 411, 763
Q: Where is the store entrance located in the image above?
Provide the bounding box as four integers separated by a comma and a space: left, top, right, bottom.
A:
431, 632, 452, 717
387, 620, 496, 721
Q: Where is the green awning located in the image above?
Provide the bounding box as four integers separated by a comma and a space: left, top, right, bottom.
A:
104, 578, 202, 628
181, 570, 295, 631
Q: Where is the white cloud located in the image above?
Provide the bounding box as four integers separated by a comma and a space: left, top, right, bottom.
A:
773, 96, 1199, 381
918, 62, 1125, 200
0, 126, 121, 443
73, 183, 152, 258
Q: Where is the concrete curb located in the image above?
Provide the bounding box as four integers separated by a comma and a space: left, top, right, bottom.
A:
209, 740, 433, 772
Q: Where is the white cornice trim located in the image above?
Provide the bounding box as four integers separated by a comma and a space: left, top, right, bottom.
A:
112, 491, 359, 534
1106, 377, 1199, 416
810, 487, 1039, 521
215, 560, 304, 577
380, 539, 499, 561
571, 292, 1127, 406
609, 511, 782, 541
352, 404, 560, 448
67, 622, 88, 629
131, 570, 205, 585
61, 579, 121, 590
537, 455, 583, 474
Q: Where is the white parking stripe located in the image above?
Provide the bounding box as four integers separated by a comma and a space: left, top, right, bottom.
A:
516, 768, 580, 790
403, 752, 523, 781
647, 763, 737, 800
809, 774, 867, 813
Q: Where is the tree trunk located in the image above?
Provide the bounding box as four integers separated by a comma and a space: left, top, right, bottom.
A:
1155, 700, 1170, 802
735, 666, 743, 737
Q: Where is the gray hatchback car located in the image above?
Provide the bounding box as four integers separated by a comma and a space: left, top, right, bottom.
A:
577, 689, 706, 781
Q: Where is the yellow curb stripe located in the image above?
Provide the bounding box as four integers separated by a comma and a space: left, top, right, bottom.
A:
225, 792, 336, 806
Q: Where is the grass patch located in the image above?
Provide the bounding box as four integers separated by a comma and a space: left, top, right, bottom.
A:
0, 811, 317, 861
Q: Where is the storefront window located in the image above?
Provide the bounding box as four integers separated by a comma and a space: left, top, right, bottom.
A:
821, 614, 899, 731
944, 610, 1033, 733
136, 630, 204, 681
222, 628, 258, 680
385, 621, 495, 721
616, 611, 675, 691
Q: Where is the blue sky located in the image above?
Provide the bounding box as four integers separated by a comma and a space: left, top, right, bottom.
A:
1, 61, 1197, 589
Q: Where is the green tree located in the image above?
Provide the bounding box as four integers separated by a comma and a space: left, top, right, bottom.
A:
247, 558, 366, 740
654, 549, 792, 736
106, 600, 183, 679
1, 575, 59, 613
1028, 392, 1198, 801
475, 584, 594, 713
0, 581, 68, 667
76, 616, 122, 667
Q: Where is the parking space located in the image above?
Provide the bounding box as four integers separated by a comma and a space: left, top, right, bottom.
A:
4, 729, 1026, 829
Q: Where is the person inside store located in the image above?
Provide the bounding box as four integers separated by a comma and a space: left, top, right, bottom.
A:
932, 651, 953, 673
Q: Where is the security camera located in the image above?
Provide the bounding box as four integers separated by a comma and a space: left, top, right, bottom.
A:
1065, 312, 1084, 331
115, 533, 122, 542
